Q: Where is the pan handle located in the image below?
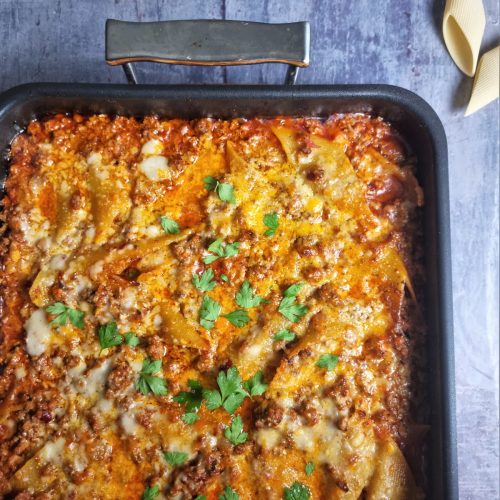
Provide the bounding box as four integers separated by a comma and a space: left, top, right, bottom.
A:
105, 19, 310, 85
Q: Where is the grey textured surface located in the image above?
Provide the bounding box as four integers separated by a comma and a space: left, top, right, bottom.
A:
0, 1, 498, 498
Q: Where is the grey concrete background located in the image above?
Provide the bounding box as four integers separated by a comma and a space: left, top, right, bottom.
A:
0, 0, 498, 498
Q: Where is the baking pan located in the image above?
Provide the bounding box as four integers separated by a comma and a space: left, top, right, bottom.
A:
0, 19, 457, 500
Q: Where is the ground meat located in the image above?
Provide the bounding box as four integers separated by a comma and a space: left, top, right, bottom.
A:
293, 235, 320, 257
324, 375, 353, 411
254, 400, 284, 428
294, 400, 320, 426
105, 360, 133, 399
171, 235, 203, 262
167, 450, 223, 497
146, 335, 167, 360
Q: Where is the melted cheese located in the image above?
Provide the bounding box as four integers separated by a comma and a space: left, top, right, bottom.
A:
24, 309, 52, 356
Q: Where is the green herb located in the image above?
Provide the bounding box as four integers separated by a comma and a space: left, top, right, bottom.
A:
223, 309, 250, 327
192, 269, 216, 292
219, 486, 239, 500
283, 283, 304, 297
278, 296, 308, 323
202, 367, 248, 414
159, 215, 180, 234
97, 322, 123, 352
203, 176, 219, 191
224, 415, 248, 445
305, 462, 315, 476
243, 371, 268, 397
204, 176, 236, 204
263, 212, 279, 237
283, 482, 311, 500
163, 450, 188, 466
203, 239, 240, 264
221, 274, 230, 283
174, 380, 204, 424
46, 302, 85, 329
136, 358, 168, 396
235, 280, 266, 309
273, 329, 296, 342
142, 485, 159, 500
181, 412, 199, 424
316, 354, 339, 371
199, 295, 221, 330
124, 332, 140, 347
194, 496, 206, 500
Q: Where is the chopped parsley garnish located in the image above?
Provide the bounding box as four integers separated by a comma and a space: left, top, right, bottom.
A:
159, 215, 180, 234
305, 462, 315, 476
163, 450, 188, 466
223, 309, 250, 327
136, 358, 168, 396
221, 274, 230, 283
124, 332, 140, 347
173, 380, 204, 424
202, 367, 248, 414
142, 485, 159, 500
203, 238, 240, 264
219, 486, 239, 500
283, 482, 311, 500
278, 283, 308, 322
181, 412, 199, 424
97, 322, 123, 352
243, 371, 268, 397
199, 295, 221, 330
224, 415, 248, 445
204, 176, 236, 204
192, 268, 216, 292
283, 283, 304, 297
263, 212, 279, 237
316, 354, 339, 371
273, 329, 296, 342
235, 280, 266, 308
46, 302, 85, 329
194, 496, 207, 500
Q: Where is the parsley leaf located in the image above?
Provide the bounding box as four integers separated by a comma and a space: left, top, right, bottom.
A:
263, 212, 279, 237
278, 296, 308, 323
219, 486, 239, 500
174, 379, 204, 423
235, 280, 266, 308
316, 354, 339, 371
159, 215, 180, 234
217, 183, 236, 204
199, 295, 221, 330
124, 332, 140, 347
142, 485, 159, 500
203, 239, 240, 264
203, 176, 219, 191
221, 274, 230, 283
202, 367, 248, 414
163, 451, 188, 466
273, 329, 296, 342
224, 415, 248, 445
305, 462, 315, 476
283, 482, 311, 500
181, 412, 199, 424
243, 371, 268, 397
203, 176, 236, 204
136, 358, 168, 396
223, 310, 250, 327
46, 302, 85, 329
283, 283, 304, 297
194, 496, 206, 500
97, 322, 123, 352
192, 269, 216, 292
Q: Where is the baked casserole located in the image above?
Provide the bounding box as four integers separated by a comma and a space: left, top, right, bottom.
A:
0, 113, 427, 499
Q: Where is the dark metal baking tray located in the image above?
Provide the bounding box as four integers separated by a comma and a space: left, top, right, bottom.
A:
0, 19, 457, 500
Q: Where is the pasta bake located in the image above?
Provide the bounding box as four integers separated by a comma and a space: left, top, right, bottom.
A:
0, 113, 427, 499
